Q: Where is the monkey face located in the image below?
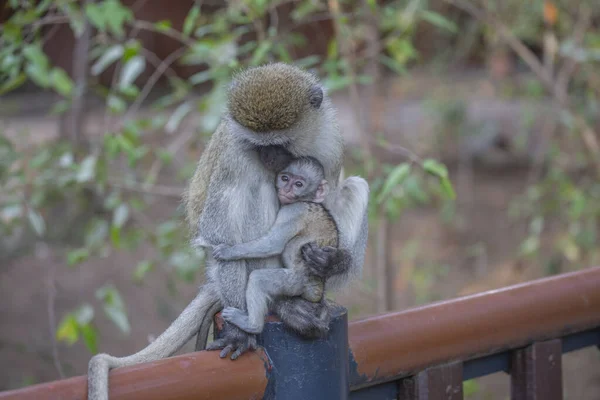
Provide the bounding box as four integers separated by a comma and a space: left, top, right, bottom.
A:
277, 173, 308, 204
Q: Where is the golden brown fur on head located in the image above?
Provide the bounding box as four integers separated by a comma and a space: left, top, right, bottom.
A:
228, 63, 321, 132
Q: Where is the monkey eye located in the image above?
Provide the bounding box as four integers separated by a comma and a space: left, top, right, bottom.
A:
295, 181, 303, 188
281, 175, 289, 182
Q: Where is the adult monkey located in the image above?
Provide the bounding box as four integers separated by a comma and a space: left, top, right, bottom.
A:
87, 63, 369, 400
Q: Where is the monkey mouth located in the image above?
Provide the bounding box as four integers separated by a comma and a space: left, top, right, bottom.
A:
278, 193, 295, 204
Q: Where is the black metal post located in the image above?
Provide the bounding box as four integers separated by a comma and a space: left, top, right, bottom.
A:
214, 303, 349, 400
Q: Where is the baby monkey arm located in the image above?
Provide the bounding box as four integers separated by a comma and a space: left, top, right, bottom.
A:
213, 204, 306, 261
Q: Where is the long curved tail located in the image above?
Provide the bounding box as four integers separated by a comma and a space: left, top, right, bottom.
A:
87, 285, 220, 400
326, 176, 370, 291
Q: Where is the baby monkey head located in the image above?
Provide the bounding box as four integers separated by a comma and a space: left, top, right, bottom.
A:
276, 157, 329, 205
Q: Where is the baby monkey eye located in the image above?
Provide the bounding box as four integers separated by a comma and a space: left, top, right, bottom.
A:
295, 181, 303, 188
281, 175, 289, 182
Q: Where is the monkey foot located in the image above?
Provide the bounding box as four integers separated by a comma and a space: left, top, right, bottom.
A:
221, 307, 262, 334
206, 321, 258, 360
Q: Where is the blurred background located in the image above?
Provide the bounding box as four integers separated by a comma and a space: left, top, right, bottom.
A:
1, 0, 599, 398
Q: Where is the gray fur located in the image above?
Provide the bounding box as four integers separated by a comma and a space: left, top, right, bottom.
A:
86, 63, 369, 400
212, 158, 364, 336
212, 202, 329, 334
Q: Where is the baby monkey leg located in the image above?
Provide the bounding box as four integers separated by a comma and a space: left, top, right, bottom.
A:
221, 268, 306, 334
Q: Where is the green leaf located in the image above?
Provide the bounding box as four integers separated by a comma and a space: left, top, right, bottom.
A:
77, 155, 97, 182
91, 45, 124, 76
50, 100, 71, 115
188, 70, 213, 85
119, 56, 145, 90
520, 236, 540, 257
110, 225, 121, 248
56, 314, 79, 345
422, 159, 449, 178
0, 73, 26, 95
122, 40, 142, 61
133, 260, 154, 283
294, 56, 321, 69
96, 285, 130, 334
165, 102, 192, 134
569, 190, 586, 220
80, 324, 99, 354
154, 20, 172, 32
183, 5, 201, 37
23, 45, 49, 69
63, 3, 86, 36
107, 95, 127, 114
112, 204, 129, 228
67, 248, 90, 266
84, 4, 106, 31
86, 0, 133, 38
25, 64, 50, 87
50, 68, 74, 97
251, 41, 272, 66
420, 10, 458, 33
1, 204, 23, 223
439, 177, 456, 200
74, 304, 95, 325
463, 379, 480, 397
376, 163, 411, 204
27, 208, 45, 236
85, 219, 110, 249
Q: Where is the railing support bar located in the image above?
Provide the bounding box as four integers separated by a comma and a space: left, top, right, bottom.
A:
399, 361, 464, 400
510, 339, 563, 400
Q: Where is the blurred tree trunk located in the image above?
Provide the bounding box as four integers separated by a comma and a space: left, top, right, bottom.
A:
60, 0, 92, 150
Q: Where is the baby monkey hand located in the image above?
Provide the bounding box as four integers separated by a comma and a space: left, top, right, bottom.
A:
302, 242, 338, 277
212, 244, 235, 260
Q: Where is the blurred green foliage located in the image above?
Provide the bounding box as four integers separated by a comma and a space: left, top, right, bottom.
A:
1, 0, 599, 361
0, 0, 455, 353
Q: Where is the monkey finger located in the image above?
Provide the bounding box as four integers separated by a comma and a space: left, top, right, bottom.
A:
206, 338, 227, 351
220, 345, 235, 359
308, 252, 328, 265
230, 343, 248, 360
248, 336, 258, 351
301, 244, 323, 262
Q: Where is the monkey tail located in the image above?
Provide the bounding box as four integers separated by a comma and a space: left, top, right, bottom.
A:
87, 285, 221, 400
326, 176, 370, 290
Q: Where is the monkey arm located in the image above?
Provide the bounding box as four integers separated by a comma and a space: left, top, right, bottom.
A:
213, 205, 305, 260
320, 176, 370, 290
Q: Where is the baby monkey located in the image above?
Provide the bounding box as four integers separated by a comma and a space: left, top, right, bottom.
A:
212, 156, 340, 335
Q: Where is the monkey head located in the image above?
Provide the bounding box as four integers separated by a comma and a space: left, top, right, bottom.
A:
227, 63, 325, 146
276, 157, 329, 204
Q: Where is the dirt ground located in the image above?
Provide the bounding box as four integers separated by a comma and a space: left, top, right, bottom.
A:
1, 72, 599, 398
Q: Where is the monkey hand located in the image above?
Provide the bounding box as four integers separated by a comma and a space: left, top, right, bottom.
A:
302, 242, 338, 277
212, 244, 235, 260
206, 321, 258, 360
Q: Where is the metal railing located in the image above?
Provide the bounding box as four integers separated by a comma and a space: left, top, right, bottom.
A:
1, 267, 599, 400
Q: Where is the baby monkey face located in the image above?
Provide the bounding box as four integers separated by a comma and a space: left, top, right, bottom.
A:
276, 172, 311, 204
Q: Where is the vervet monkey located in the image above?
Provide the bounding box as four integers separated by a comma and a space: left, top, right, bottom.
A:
211, 157, 355, 335
87, 63, 369, 400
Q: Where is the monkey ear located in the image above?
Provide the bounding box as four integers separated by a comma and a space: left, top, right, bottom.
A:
314, 180, 329, 203
309, 85, 323, 109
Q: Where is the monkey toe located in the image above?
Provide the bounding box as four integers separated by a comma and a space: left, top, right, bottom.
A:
221, 307, 244, 322
219, 344, 235, 358
206, 340, 224, 351
230, 344, 247, 360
